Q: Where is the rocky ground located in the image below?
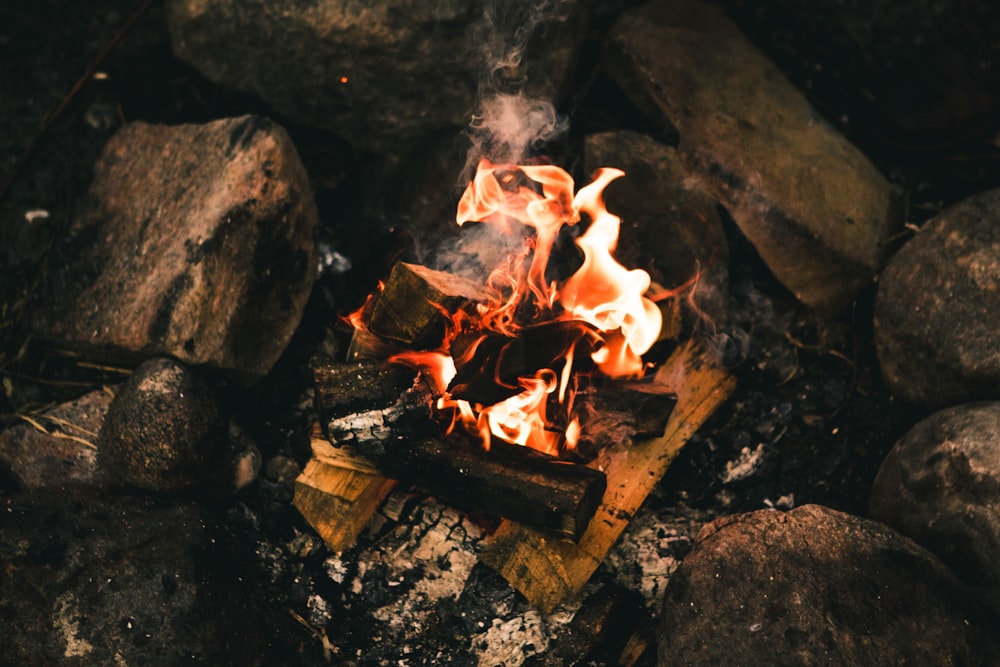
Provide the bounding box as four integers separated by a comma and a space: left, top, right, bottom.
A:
2, 1, 999, 665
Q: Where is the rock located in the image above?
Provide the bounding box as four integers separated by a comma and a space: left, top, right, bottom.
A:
874, 189, 1000, 407
870, 402, 1000, 621
658, 504, 996, 666
604, 0, 895, 315
30, 115, 317, 379
98, 357, 224, 493
0, 388, 114, 490
0, 490, 269, 666
166, 0, 590, 153
583, 130, 729, 324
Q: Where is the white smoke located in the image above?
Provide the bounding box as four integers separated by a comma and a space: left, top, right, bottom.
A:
462, 0, 574, 173
466, 93, 568, 168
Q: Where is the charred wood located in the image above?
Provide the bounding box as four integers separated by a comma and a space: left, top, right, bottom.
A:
377, 437, 607, 543
314, 360, 438, 459
367, 262, 490, 348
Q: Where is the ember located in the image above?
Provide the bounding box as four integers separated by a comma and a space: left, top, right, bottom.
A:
372, 160, 666, 458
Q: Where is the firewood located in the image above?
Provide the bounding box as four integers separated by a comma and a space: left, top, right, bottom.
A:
293, 430, 396, 553
377, 437, 607, 542
478, 340, 736, 612
313, 358, 606, 539
314, 360, 438, 459
367, 262, 491, 348
345, 326, 406, 361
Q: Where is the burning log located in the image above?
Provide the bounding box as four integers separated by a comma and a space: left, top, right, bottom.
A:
312, 358, 608, 541
478, 341, 736, 612
367, 261, 490, 348
376, 437, 606, 542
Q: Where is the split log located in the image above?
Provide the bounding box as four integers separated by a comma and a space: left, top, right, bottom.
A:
378, 437, 607, 542
293, 429, 396, 553
314, 360, 438, 459
478, 340, 736, 612
367, 262, 491, 348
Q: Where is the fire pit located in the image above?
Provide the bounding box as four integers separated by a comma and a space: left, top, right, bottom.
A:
2, 0, 999, 665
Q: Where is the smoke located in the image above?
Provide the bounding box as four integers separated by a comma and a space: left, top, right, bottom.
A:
466, 93, 568, 169
462, 0, 574, 174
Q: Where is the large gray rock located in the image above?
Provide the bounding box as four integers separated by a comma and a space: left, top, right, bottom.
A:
658, 505, 995, 666
583, 130, 729, 325
166, 0, 589, 153
605, 0, 895, 315
870, 402, 1000, 621
0, 389, 113, 490
30, 115, 317, 379
0, 490, 268, 665
874, 189, 1000, 408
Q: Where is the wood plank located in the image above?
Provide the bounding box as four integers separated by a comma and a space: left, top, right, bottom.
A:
293, 428, 397, 553
478, 340, 735, 611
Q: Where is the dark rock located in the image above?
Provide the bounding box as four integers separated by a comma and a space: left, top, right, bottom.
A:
870, 402, 1000, 621
0, 490, 268, 665
30, 115, 318, 379
874, 188, 1000, 408
583, 130, 729, 325
0, 388, 114, 490
658, 504, 996, 666
166, 0, 590, 153
98, 357, 224, 493
604, 0, 895, 315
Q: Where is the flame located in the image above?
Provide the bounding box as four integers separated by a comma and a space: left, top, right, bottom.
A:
387, 160, 661, 457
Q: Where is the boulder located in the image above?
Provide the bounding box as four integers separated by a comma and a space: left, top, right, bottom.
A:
0, 388, 113, 490
870, 402, 1000, 621
874, 188, 1000, 407
30, 115, 318, 379
583, 130, 729, 324
658, 504, 995, 665
166, 0, 589, 153
604, 0, 895, 315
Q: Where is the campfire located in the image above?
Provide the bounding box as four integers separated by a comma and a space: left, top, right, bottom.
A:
373, 159, 665, 458
296, 156, 735, 610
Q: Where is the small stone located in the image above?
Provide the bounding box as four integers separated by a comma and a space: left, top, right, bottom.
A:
605, 0, 895, 314
874, 188, 1000, 408
31, 115, 318, 379
658, 505, 996, 665
870, 402, 1000, 620
98, 357, 224, 493
0, 388, 114, 490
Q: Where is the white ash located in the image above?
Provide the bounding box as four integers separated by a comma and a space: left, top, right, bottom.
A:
306, 593, 333, 628
324, 555, 349, 584
604, 503, 715, 609
355, 493, 485, 640
721, 443, 767, 483
474, 611, 548, 667
764, 493, 796, 510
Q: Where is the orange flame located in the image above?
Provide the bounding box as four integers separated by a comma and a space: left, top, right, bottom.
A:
390, 160, 661, 456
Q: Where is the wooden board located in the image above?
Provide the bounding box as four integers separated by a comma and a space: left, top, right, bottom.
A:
478, 340, 735, 611
293, 430, 397, 553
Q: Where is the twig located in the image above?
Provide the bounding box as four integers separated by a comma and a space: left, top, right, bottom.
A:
0, 0, 155, 205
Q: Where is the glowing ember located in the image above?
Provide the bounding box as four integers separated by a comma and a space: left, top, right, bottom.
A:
385, 159, 662, 457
